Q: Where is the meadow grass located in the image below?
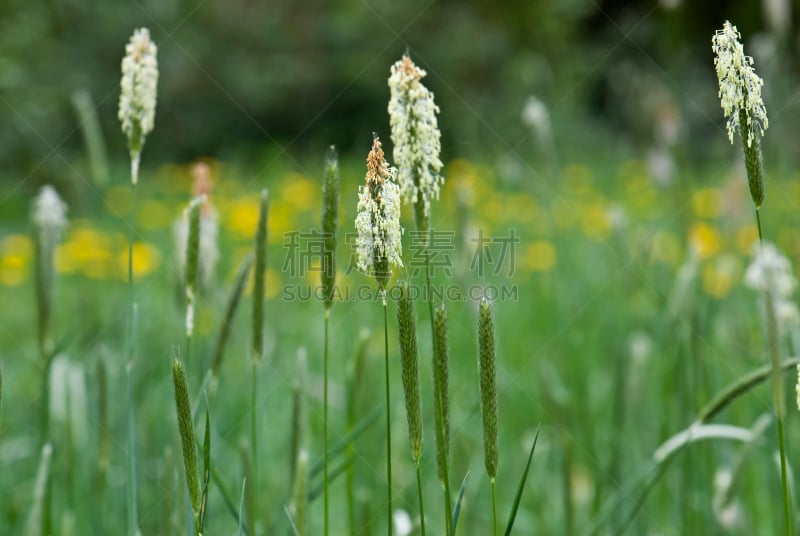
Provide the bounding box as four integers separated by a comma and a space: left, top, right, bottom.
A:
4, 20, 800, 536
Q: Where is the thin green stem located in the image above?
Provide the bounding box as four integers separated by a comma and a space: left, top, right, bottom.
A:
324, 307, 330, 536
416, 462, 426, 536
127, 179, 140, 536
251, 360, 258, 536
491, 478, 497, 536
755, 207, 792, 536
425, 242, 452, 536
383, 294, 393, 536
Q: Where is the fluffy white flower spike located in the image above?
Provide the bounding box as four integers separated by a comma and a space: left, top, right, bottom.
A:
119, 27, 158, 183
388, 55, 443, 230
744, 241, 799, 339
33, 185, 68, 238
355, 135, 403, 291
712, 21, 768, 146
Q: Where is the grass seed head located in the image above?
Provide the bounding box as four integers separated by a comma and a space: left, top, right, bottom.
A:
355, 135, 403, 291
478, 297, 498, 480
252, 189, 269, 362
397, 281, 423, 462
171, 358, 201, 517
433, 301, 450, 485
321, 145, 340, 308
119, 27, 158, 174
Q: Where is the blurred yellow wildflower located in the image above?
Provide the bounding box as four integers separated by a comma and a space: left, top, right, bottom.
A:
281, 173, 318, 212
689, 222, 722, 259
581, 203, 613, 241
521, 240, 556, 272
57, 226, 116, 278
117, 241, 160, 280
225, 194, 261, 238
246, 267, 281, 299
702, 256, 740, 299
269, 204, 294, 244
0, 235, 33, 286
691, 188, 722, 219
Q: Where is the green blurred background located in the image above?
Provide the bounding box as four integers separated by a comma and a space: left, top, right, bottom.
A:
2, 0, 800, 191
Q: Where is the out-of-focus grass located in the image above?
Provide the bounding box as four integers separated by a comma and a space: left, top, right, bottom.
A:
1, 148, 800, 534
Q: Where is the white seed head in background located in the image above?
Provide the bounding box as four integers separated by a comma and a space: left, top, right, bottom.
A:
388, 55, 444, 217
712, 21, 768, 146
119, 28, 158, 159
32, 185, 68, 239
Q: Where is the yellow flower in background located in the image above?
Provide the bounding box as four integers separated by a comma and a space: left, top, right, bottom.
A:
57, 226, 116, 278
702, 255, 740, 299
0, 235, 33, 286
650, 231, 681, 265
521, 240, 557, 272
689, 222, 722, 259
581, 203, 613, 241
552, 200, 577, 230
269, 204, 294, 244
117, 241, 160, 280
735, 225, 758, 255
691, 188, 722, 219
281, 173, 318, 212
445, 158, 487, 202
225, 194, 261, 238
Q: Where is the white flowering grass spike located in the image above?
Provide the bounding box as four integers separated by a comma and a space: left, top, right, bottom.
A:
119, 27, 158, 183
33, 185, 68, 238
744, 241, 800, 336
712, 21, 768, 146
355, 135, 403, 291
388, 55, 443, 231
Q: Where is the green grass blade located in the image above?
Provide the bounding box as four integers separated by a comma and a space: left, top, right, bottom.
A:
284, 505, 301, 536
310, 407, 381, 478
199, 407, 211, 529
211, 253, 254, 381
238, 478, 247, 536
503, 424, 541, 536
451, 471, 470, 534
309, 456, 355, 502
210, 462, 249, 535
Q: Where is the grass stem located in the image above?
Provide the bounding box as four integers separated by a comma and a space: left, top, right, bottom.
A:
383, 292, 393, 536
491, 478, 498, 536
416, 462, 426, 536
324, 308, 330, 536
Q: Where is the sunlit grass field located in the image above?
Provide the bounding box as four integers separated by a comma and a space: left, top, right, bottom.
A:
3, 136, 800, 534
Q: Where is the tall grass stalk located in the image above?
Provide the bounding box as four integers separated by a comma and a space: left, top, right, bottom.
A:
172, 357, 202, 535
433, 303, 452, 534
183, 195, 203, 377
321, 145, 339, 536
382, 293, 393, 536
251, 188, 269, 533
478, 298, 499, 536
397, 281, 425, 535
355, 135, 403, 536
119, 27, 157, 536
712, 21, 789, 534
24, 443, 53, 536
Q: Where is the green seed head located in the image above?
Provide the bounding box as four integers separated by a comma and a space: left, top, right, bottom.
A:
252, 189, 269, 362
478, 298, 498, 479
433, 302, 450, 486
740, 109, 765, 208
397, 281, 422, 462
171, 358, 201, 516
321, 145, 340, 309
184, 196, 203, 337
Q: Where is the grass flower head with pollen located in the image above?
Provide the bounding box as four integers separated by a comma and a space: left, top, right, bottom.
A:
712, 21, 768, 207
119, 27, 158, 184
388, 54, 443, 235
355, 135, 403, 295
